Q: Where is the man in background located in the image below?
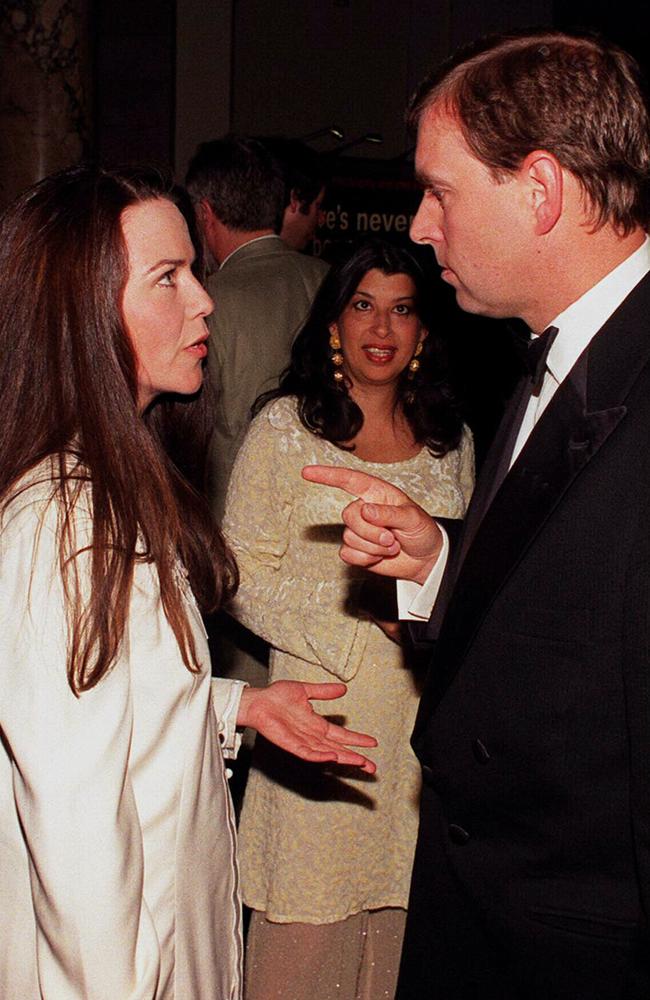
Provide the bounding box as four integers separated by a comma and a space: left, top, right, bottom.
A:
187, 135, 328, 523
257, 135, 328, 252
187, 136, 328, 700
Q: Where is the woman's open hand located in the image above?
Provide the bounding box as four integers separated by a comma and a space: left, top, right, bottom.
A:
237, 680, 378, 773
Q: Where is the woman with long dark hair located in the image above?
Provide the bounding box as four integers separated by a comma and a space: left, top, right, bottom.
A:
223, 239, 474, 999
0, 166, 375, 1000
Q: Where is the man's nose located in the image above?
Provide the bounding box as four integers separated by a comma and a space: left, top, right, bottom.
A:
410, 199, 443, 245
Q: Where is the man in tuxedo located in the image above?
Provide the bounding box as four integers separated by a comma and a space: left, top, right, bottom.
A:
305, 30, 650, 998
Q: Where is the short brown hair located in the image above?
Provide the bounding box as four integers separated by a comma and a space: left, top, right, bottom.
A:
408, 30, 650, 234
186, 135, 285, 232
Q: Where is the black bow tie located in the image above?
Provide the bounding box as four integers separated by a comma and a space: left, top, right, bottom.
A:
526, 325, 559, 395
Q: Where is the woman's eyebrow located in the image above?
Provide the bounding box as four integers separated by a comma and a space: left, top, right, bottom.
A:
145, 256, 192, 274
353, 290, 415, 301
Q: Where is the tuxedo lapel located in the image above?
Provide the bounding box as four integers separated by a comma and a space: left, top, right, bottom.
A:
417, 271, 650, 715
422, 372, 531, 638
456, 375, 530, 559
440, 355, 625, 661
425, 328, 559, 638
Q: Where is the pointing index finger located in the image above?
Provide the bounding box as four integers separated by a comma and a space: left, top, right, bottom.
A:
302, 464, 403, 504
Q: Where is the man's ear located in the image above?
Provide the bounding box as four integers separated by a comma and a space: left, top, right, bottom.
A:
522, 151, 563, 235
198, 198, 215, 228
288, 189, 302, 215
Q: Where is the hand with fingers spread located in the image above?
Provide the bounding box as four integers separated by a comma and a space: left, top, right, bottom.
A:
302, 464, 443, 584
237, 680, 378, 773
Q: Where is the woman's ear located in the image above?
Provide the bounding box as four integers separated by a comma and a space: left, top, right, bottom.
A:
521, 151, 563, 236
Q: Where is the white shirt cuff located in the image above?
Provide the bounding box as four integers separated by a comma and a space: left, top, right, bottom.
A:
396, 526, 449, 620
211, 677, 249, 760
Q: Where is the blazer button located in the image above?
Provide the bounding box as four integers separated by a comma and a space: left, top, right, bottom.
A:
448, 823, 470, 845
472, 738, 491, 764
421, 765, 434, 785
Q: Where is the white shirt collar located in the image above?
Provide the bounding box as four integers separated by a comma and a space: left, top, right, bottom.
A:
543, 235, 650, 384
219, 234, 280, 270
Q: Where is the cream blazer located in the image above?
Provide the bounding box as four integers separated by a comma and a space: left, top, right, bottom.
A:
0, 466, 243, 999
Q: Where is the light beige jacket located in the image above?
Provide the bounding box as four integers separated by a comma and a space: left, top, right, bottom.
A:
206, 235, 328, 521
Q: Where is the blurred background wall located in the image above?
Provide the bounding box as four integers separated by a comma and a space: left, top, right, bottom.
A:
4, 0, 649, 207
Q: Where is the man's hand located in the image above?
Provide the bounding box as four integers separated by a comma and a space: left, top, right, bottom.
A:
302, 465, 442, 584
237, 681, 378, 773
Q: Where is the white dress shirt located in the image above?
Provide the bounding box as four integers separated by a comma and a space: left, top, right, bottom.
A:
400, 236, 650, 621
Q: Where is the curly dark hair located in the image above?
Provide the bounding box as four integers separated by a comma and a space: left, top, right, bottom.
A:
255, 238, 462, 456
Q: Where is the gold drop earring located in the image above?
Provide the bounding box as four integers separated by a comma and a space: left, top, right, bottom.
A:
329, 330, 345, 385
408, 341, 423, 379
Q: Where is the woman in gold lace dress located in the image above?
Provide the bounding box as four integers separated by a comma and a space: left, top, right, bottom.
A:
224, 240, 474, 1000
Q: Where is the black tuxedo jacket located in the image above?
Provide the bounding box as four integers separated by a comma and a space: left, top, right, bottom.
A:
398, 272, 650, 999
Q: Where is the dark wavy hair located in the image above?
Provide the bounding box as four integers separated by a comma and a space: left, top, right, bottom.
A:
0, 164, 238, 694
255, 238, 462, 456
